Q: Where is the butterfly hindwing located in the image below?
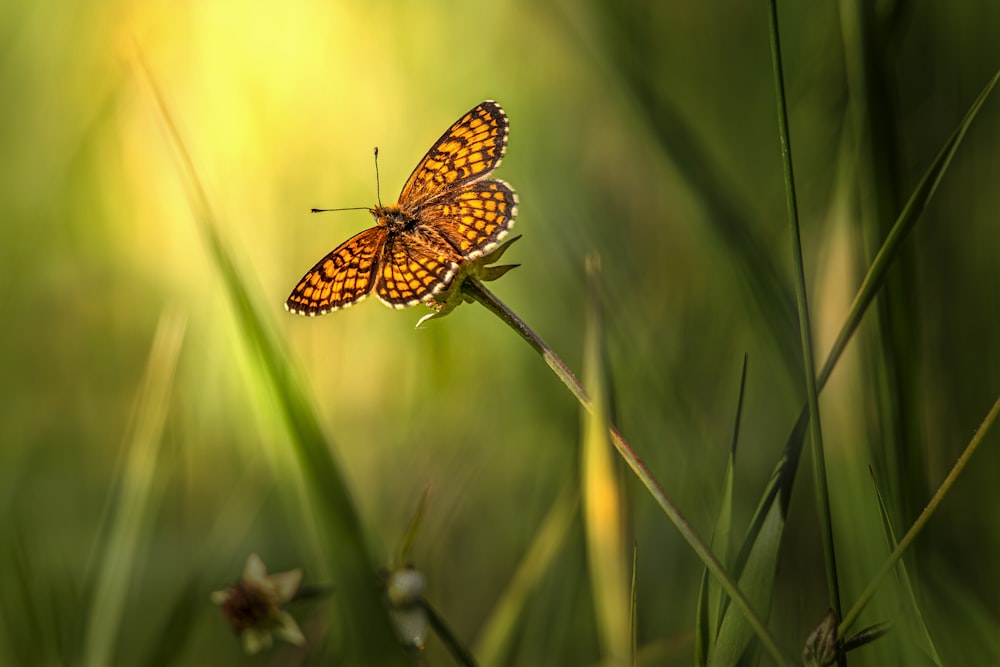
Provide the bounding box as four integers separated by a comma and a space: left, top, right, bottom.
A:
418, 179, 518, 260
374, 232, 459, 308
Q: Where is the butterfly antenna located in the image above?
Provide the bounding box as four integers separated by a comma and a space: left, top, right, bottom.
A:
373, 146, 383, 207
310, 206, 369, 213
311, 147, 383, 214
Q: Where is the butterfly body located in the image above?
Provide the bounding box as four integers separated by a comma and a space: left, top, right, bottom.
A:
286, 101, 518, 316
370, 204, 414, 233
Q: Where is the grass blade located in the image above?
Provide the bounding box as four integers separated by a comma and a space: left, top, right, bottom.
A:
82, 309, 186, 666
817, 68, 999, 393
731, 65, 1000, 606
841, 392, 1000, 635
766, 0, 843, 629
134, 52, 408, 664
581, 256, 630, 665
695, 356, 746, 666
630, 541, 638, 667
867, 468, 942, 665
713, 498, 782, 667
473, 484, 578, 667
463, 280, 792, 666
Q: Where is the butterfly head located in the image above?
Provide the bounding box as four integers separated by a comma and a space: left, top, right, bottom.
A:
370, 204, 416, 233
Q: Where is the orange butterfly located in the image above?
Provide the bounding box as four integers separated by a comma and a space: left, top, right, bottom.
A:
286, 101, 518, 315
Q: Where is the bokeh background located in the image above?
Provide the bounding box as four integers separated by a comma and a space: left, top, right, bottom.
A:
3, 0, 1000, 664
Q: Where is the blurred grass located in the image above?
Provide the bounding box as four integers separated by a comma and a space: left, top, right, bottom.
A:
694, 357, 744, 666
82, 309, 185, 666
581, 258, 631, 665
3, 0, 1000, 665
138, 48, 409, 664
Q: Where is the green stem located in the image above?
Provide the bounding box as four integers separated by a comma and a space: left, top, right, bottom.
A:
422, 598, 479, 667
462, 278, 794, 667
765, 0, 844, 635
839, 392, 1000, 635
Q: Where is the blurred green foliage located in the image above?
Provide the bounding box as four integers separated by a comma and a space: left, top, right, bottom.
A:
2, 0, 1000, 664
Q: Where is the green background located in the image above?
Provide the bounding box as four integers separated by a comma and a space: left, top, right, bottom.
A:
3, 0, 1000, 664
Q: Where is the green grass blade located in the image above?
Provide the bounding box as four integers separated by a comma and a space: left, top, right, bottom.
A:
695, 571, 712, 665
135, 53, 408, 664
82, 309, 186, 667
630, 542, 638, 667
766, 0, 843, 627
473, 484, 578, 667
464, 279, 792, 666
395, 486, 431, 568
694, 448, 737, 666
713, 498, 783, 667
695, 356, 746, 666
817, 67, 1000, 392
868, 468, 943, 665
841, 392, 1000, 636
581, 257, 630, 665
731, 65, 1000, 600
839, 0, 916, 537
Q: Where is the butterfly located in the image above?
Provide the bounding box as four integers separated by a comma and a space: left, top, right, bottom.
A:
286, 100, 518, 315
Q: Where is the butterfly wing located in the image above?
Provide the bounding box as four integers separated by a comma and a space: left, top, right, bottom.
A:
396, 100, 509, 208
419, 179, 518, 260
374, 232, 460, 308
286, 101, 515, 315
285, 226, 386, 315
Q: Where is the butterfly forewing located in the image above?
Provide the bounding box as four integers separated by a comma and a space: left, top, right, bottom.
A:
398, 101, 509, 207
285, 227, 386, 315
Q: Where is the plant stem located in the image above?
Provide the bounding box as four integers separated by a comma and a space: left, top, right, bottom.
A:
422, 598, 480, 667
765, 0, 844, 639
839, 392, 1000, 635
462, 278, 794, 667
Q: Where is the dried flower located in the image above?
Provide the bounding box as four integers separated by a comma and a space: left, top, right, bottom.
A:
211, 553, 305, 655
417, 235, 521, 327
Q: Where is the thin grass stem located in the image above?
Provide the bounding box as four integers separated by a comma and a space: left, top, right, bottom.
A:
462, 278, 794, 667
422, 599, 479, 667
765, 0, 844, 633
840, 392, 1000, 635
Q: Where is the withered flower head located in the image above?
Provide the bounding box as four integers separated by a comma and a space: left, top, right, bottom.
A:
211, 553, 305, 655
417, 235, 521, 327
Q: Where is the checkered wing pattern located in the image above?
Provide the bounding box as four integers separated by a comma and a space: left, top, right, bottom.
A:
398, 101, 509, 207
286, 100, 517, 316
420, 179, 518, 260
285, 227, 385, 315
374, 234, 459, 308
